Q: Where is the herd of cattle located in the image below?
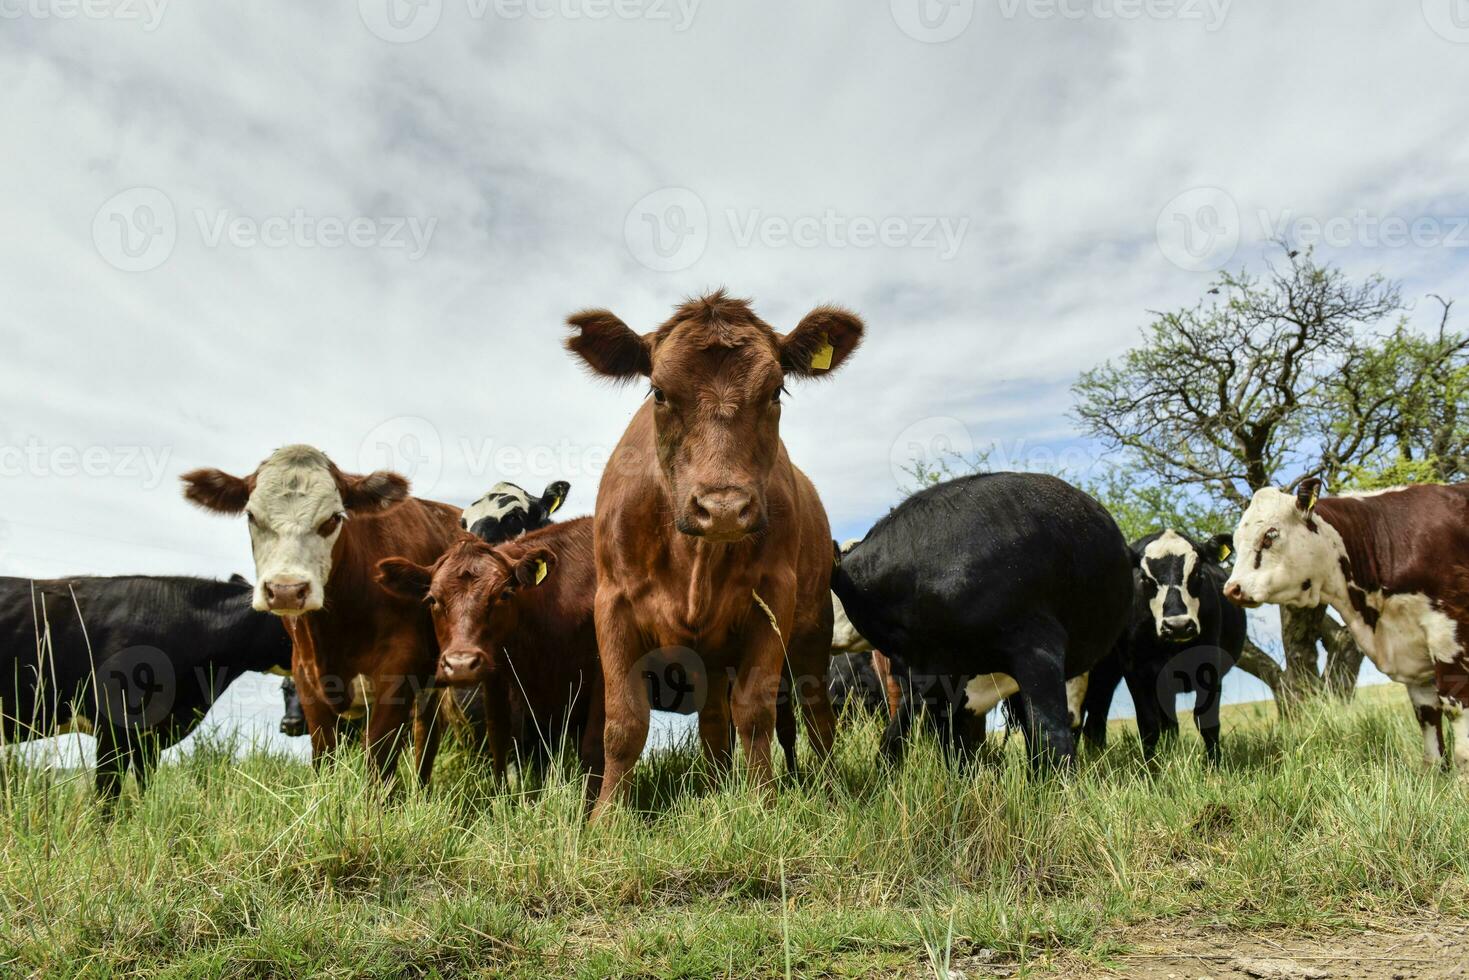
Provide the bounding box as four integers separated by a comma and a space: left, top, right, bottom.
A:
5, 292, 1469, 810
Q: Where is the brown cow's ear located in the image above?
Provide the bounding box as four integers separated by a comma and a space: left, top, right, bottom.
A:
513, 547, 557, 588
342, 470, 410, 513
375, 558, 432, 600
566, 309, 652, 380
181, 468, 253, 514
780, 306, 863, 378
1295, 477, 1322, 515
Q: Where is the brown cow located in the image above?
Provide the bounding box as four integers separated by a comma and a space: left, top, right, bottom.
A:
375, 517, 604, 786
565, 290, 862, 815
181, 445, 461, 784
1224, 479, 1469, 769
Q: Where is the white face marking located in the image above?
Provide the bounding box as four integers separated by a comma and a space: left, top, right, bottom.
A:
244, 446, 346, 614
1140, 530, 1201, 637
830, 593, 872, 653
1225, 488, 1341, 610
964, 673, 1019, 717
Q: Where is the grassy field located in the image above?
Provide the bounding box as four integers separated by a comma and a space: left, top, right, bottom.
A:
2, 685, 1468, 978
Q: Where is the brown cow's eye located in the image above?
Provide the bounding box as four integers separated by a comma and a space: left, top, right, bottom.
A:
651, 386, 667, 405
316, 512, 344, 537
426, 595, 439, 609
771, 387, 784, 404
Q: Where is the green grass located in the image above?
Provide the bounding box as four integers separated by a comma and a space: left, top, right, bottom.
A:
2, 687, 1467, 978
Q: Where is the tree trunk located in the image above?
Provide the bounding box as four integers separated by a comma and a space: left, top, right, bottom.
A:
1278, 605, 1327, 705
1233, 638, 1288, 714
1321, 615, 1365, 699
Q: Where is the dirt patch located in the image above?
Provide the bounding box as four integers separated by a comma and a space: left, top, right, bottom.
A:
968, 915, 1469, 979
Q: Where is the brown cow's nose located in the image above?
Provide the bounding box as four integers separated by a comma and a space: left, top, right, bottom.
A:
438, 649, 488, 685
263, 579, 311, 612
1223, 582, 1250, 606
688, 487, 762, 540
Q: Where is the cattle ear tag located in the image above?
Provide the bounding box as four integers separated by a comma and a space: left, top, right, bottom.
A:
810, 334, 834, 371
534, 560, 548, 585
547, 496, 562, 515
1308, 487, 1319, 512
1217, 542, 1233, 562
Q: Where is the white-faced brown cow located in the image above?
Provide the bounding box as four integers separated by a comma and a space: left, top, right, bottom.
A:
182, 445, 462, 784
1224, 478, 1469, 768
565, 290, 862, 816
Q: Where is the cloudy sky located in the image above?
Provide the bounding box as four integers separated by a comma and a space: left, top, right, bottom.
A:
3, 1, 1468, 748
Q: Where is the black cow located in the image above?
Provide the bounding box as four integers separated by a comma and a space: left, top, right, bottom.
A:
832, 473, 1134, 767
1079, 530, 1244, 764
277, 479, 572, 740
1, 574, 291, 799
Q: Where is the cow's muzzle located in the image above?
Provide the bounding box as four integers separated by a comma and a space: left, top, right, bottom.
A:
263, 578, 312, 614
437, 648, 491, 686
1223, 582, 1259, 608
1159, 616, 1199, 642
680, 487, 766, 542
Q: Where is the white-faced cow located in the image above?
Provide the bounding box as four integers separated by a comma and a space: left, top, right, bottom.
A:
182, 445, 461, 784
1224, 479, 1469, 769
1079, 530, 1245, 765
565, 290, 861, 816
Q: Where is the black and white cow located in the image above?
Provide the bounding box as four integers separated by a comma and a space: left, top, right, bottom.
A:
833, 473, 1134, 767
275, 479, 571, 739
1079, 530, 1245, 764
460, 481, 569, 543
1, 574, 292, 798
1224, 479, 1469, 769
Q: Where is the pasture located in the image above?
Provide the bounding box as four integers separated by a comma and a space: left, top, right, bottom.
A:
3, 687, 1468, 978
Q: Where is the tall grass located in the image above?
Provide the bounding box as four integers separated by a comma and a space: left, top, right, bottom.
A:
2, 694, 1467, 978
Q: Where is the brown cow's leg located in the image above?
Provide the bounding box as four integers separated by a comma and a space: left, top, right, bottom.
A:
293, 663, 339, 769
579, 670, 606, 808
363, 672, 414, 786
412, 688, 446, 788
731, 637, 784, 794
789, 639, 836, 764
699, 668, 733, 779
591, 596, 651, 819
484, 677, 513, 785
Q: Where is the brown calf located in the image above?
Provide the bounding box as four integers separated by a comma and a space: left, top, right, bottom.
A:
182, 445, 461, 784
565, 290, 863, 816
376, 518, 605, 786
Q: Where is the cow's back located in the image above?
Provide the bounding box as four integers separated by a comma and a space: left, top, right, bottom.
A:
834, 472, 1133, 675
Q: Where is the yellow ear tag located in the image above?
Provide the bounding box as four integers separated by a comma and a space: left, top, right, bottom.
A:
547, 496, 562, 515
534, 560, 548, 585
810, 335, 834, 371
1218, 543, 1233, 562
1308, 489, 1319, 511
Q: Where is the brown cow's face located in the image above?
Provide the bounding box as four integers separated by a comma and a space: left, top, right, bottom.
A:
566, 291, 863, 543
182, 445, 410, 615
375, 539, 555, 686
